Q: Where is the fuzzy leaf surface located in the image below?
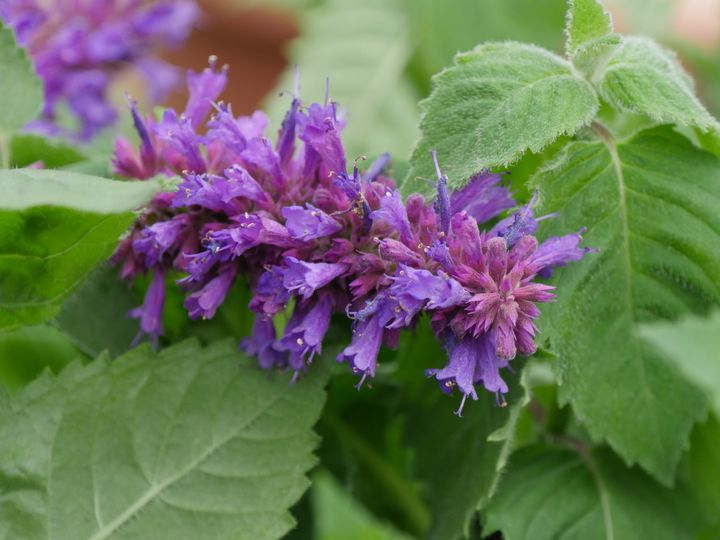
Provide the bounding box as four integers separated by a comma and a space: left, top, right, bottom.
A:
596, 37, 720, 139
0, 23, 42, 133
484, 445, 697, 540
565, 0, 614, 57
534, 126, 719, 483
0, 339, 328, 540
0, 169, 160, 329
404, 42, 598, 197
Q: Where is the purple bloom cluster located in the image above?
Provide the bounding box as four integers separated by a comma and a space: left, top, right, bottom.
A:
0, 0, 198, 140
113, 64, 593, 414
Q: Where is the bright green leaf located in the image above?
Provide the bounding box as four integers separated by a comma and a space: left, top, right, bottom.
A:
0, 22, 43, 134
0, 339, 328, 539
312, 471, 413, 540
404, 359, 528, 540
266, 0, 419, 161
596, 37, 720, 139
639, 311, 720, 417
485, 445, 699, 540
0, 169, 160, 330
534, 126, 719, 483
403, 42, 598, 197
565, 0, 615, 57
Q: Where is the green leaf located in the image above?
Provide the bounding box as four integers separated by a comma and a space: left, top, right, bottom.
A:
312, 471, 413, 540
265, 0, 419, 160
0, 169, 160, 330
0, 22, 43, 134
403, 42, 598, 197
405, 360, 529, 540
534, 125, 719, 483
596, 37, 720, 137
681, 415, 720, 527
53, 265, 139, 358
0, 325, 82, 392
639, 311, 720, 417
9, 134, 87, 169
565, 0, 615, 57
0, 339, 328, 539
484, 445, 699, 540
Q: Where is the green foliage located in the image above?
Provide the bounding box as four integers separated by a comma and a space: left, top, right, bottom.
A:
484, 445, 699, 540
312, 471, 413, 540
53, 265, 140, 358
565, 0, 614, 57
404, 358, 528, 540
682, 416, 720, 527
639, 311, 720, 417
0, 325, 82, 392
0, 169, 160, 330
265, 0, 419, 160
596, 37, 720, 137
0, 22, 42, 135
403, 43, 598, 197
0, 339, 328, 539
9, 134, 87, 169
534, 126, 720, 483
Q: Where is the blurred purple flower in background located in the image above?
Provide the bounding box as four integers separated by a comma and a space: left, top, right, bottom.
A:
112, 62, 593, 413
0, 0, 198, 140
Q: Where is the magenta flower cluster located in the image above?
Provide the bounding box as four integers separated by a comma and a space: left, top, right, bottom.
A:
113, 63, 592, 415
0, 0, 198, 140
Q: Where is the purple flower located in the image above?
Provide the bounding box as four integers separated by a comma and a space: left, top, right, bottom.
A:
275, 292, 335, 377
184, 56, 228, 129
1, 0, 198, 140
338, 294, 395, 388
129, 268, 166, 347
371, 190, 413, 245
531, 228, 596, 278
282, 204, 342, 241
240, 317, 284, 370
132, 216, 187, 268
426, 333, 509, 416
282, 257, 348, 300
185, 266, 236, 320
451, 171, 514, 225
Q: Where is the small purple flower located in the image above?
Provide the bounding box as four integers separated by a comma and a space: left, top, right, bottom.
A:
282, 257, 348, 300
282, 204, 342, 241
531, 228, 596, 278
240, 317, 285, 370
371, 190, 413, 245
185, 57, 228, 129
450, 171, 514, 225
132, 216, 187, 268
275, 292, 335, 377
185, 266, 236, 320
129, 268, 166, 347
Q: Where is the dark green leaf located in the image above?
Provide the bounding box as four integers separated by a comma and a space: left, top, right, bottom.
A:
485, 445, 699, 540
534, 126, 719, 483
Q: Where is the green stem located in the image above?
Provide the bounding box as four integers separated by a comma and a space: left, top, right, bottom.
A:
322, 413, 430, 536
0, 133, 9, 169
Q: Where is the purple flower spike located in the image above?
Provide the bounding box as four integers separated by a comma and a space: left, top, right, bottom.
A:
282, 257, 348, 299
129, 269, 166, 348
283, 204, 342, 241
431, 150, 452, 235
